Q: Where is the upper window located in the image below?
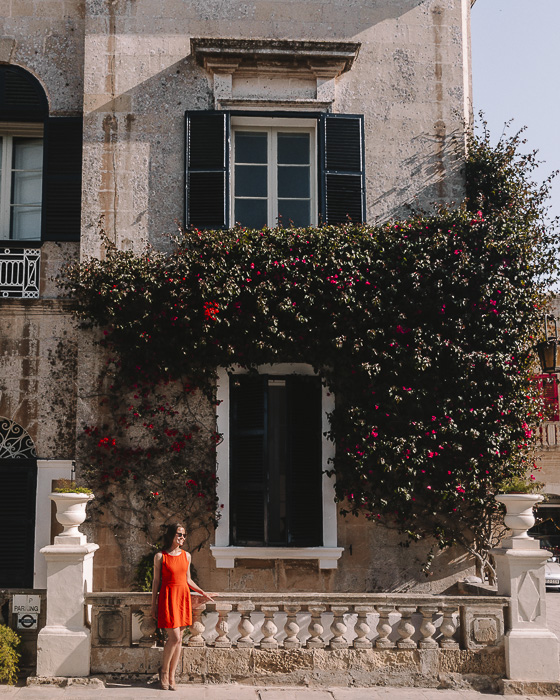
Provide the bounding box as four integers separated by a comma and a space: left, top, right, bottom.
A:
185, 111, 365, 230
0, 127, 44, 240
232, 118, 316, 229
0, 65, 83, 243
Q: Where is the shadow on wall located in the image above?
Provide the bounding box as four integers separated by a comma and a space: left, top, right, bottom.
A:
369, 125, 467, 223
87, 0, 427, 35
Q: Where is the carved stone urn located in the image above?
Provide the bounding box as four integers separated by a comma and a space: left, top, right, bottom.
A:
495, 493, 543, 540
50, 491, 94, 539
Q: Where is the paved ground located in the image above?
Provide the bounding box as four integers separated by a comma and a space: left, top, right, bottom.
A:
0, 686, 551, 700
1, 594, 559, 699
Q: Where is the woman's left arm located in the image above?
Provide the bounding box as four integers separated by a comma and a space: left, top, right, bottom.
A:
186, 552, 216, 602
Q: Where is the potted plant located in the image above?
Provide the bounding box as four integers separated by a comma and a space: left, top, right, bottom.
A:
50, 479, 94, 539
495, 475, 544, 540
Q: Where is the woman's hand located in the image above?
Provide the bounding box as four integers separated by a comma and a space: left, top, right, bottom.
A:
151, 604, 158, 621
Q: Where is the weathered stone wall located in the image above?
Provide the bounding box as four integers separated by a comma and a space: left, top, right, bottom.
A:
1, 0, 85, 458
1, 0, 477, 594
90, 645, 505, 689
1, 0, 85, 115
81, 0, 472, 258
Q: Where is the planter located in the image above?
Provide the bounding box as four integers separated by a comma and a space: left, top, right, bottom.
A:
495, 492, 543, 539
49, 492, 94, 538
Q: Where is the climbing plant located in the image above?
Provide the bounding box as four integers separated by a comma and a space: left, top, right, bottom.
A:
61, 123, 559, 576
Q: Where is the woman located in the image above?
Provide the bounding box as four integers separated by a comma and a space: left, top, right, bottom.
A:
151, 523, 215, 690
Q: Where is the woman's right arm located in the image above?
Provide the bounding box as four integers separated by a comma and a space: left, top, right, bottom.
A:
151, 552, 163, 620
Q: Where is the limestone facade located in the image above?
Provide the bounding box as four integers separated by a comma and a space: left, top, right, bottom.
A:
0, 0, 484, 595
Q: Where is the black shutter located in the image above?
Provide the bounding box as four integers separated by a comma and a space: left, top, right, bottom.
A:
185, 111, 230, 230
42, 117, 83, 241
230, 375, 266, 545
0, 66, 48, 120
0, 459, 37, 588
287, 377, 323, 546
319, 114, 365, 224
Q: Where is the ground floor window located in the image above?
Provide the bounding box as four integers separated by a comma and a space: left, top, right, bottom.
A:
212, 364, 342, 569
230, 373, 323, 547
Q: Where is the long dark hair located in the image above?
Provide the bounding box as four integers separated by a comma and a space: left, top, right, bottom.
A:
162, 523, 185, 552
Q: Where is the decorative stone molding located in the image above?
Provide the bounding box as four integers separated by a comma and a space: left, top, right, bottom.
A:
191, 38, 360, 109
210, 545, 344, 570
36, 492, 99, 678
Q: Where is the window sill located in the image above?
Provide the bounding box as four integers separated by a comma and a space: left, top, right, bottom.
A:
210, 545, 344, 570
0, 239, 43, 248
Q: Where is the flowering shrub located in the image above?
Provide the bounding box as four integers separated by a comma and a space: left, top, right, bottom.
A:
61, 125, 558, 576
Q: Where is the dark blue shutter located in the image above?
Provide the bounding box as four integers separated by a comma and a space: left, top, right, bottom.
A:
319, 114, 365, 224
0, 459, 37, 588
230, 375, 267, 545
185, 111, 230, 230
42, 117, 83, 241
287, 376, 323, 546
0, 66, 48, 121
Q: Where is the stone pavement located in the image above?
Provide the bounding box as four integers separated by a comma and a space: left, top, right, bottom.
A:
0, 685, 552, 700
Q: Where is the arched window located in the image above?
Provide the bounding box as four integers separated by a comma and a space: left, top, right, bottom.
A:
0, 417, 37, 588
0, 65, 82, 242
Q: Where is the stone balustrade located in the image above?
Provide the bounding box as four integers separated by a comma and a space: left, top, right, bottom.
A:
85, 591, 507, 653
536, 421, 560, 448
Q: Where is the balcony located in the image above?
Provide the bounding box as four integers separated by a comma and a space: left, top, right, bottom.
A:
0, 247, 40, 298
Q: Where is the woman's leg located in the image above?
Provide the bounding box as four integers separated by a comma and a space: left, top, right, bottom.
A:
161, 627, 182, 683
168, 627, 185, 688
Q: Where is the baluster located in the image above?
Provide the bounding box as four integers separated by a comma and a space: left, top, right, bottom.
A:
260, 606, 279, 650
375, 604, 395, 649
187, 603, 207, 647
283, 604, 301, 649
214, 602, 232, 648
306, 605, 326, 648
439, 605, 459, 649
353, 605, 373, 649
237, 601, 255, 648
329, 605, 349, 649
419, 606, 438, 649
397, 605, 417, 649
138, 608, 157, 646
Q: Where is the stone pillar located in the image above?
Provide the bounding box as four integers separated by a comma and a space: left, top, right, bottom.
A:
36, 528, 99, 678
492, 537, 559, 682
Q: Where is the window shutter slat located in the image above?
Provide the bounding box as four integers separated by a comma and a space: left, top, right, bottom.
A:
230, 375, 267, 545
320, 114, 365, 225
0, 459, 37, 588
0, 66, 48, 120
185, 111, 229, 230
287, 377, 323, 546
42, 116, 83, 241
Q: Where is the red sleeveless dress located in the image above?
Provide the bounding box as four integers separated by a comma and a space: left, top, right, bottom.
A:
157, 550, 192, 628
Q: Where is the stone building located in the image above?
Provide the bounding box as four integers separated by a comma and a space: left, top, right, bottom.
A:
1, 0, 510, 603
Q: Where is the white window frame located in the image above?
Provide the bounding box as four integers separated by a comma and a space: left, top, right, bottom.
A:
0, 123, 44, 241
211, 364, 343, 569
231, 116, 317, 229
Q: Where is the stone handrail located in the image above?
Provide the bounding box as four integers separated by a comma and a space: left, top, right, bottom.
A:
536, 421, 560, 448
85, 591, 509, 652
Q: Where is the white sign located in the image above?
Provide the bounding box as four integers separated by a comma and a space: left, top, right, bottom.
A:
13, 595, 41, 614
17, 613, 38, 630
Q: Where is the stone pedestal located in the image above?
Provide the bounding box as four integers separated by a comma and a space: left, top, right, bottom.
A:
492, 538, 559, 682
36, 533, 99, 677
